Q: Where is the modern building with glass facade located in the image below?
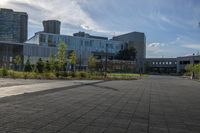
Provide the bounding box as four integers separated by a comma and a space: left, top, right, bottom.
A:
113, 32, 146, 72
24, 32, 124, 68
0, 8, 28, 43
0, 8, 146, 72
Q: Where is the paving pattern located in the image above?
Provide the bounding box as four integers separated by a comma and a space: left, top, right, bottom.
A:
0, 79, 100, 98
0, 76, 200, 133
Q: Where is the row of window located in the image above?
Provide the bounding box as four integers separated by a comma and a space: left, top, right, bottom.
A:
151, 61, 176, 65
39, 34, 122, 52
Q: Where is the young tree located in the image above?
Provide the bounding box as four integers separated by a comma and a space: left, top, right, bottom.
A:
49, 53, 55, 72
57, 41, 67, 71
88, 55, 96, 71
69, 51, 76, 72
36, 58, 44, 73
45, 60, 51, 72
24, 58, 32, 72
14, 55, 22, 71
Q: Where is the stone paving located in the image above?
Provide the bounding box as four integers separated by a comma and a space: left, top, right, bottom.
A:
0, 76, 200, 133
0, 79, 101, 98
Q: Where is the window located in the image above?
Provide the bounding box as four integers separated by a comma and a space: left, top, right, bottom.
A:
39, 34, 46, 43
48, 35, 53, 46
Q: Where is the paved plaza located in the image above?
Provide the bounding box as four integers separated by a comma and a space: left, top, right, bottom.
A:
0, 76, 200, 133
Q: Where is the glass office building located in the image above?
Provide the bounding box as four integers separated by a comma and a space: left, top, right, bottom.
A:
0, 8, 28, 43
24, 32, 123, 67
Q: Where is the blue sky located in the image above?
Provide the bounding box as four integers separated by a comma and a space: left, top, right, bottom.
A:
1, 0, 200, 57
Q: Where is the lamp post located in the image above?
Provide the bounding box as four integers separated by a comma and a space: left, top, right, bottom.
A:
192, 53, 195, 79
105, 43, 108, 77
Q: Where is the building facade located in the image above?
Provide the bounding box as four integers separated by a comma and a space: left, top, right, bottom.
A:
43, 20, 61, 34
177, 55, 200, 73
145, 58, 177, 74
0, 41, 23, 68
0, 8, 28, 43
25, 32, 124, 68
113, 32, 146, 72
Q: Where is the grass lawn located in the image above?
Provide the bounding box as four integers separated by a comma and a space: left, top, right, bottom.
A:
107, 73, 147, 78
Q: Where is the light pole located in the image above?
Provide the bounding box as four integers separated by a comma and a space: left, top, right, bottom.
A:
105, 43, 108, 77
192, 53, 195, 79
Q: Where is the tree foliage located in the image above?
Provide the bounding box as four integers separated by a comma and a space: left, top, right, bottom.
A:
49, 53, 55, 72
115, 46, 137, 60
45, 60, 51, 72
69, 51, 76, 71
88, 55, 96, 71
185, 64, 200, 79
14, 55, 22, 71
36, 58, 44, 73
24, 58, 32, 72
57, 41, 67, 71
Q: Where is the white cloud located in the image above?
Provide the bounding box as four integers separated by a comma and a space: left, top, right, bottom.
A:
182, 44, 200, 50
2, 0, 109, 34
148, 42, 165, 48
147, 42, 166, 55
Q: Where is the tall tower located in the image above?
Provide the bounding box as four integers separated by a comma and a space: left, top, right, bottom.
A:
43, 20, 61, 34
0, 8, 28, 43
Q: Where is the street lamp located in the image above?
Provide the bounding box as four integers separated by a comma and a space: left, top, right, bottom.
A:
104, 43, 108, 77
192, 53, 195, 79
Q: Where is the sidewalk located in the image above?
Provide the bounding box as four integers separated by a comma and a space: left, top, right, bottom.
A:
0, 79, 101, 98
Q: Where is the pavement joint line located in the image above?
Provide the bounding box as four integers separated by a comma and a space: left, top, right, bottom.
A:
101, 87, 141, 133
1, 93, 94, 127
1, 76, 200, 132
31, 91, 109, 132
163, 84, 191, 132
0, 85, 97, 123
125, 83, 147, 133
147, 80, 152, 133
55, 92, 117, 133
157, 81, 170, 133
78, 85, 140, 133
1, 86, 108, 129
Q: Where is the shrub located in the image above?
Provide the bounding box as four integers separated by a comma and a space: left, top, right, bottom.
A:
75, 72, 81, 79
36, 58, 45, 73
24, 58, 32, 72
80, 71, 87, 78
1, 68, 8, 77
43, 72, 56, 79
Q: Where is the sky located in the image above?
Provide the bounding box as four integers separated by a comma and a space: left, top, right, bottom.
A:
0, 0, 200, 58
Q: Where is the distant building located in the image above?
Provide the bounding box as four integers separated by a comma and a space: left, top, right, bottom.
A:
177, 55, 200, 73
0, 8, 28, 43
145, 58, 177, 74
43, 20, 61, 34
145, 55, 200, 74
113, 32, 146, 72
